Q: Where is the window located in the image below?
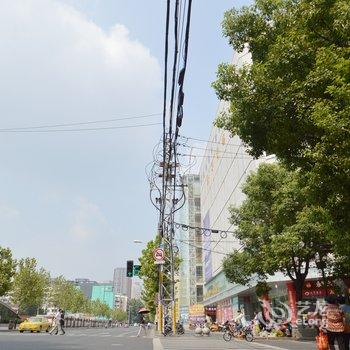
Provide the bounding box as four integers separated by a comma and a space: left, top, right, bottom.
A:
194, 198, 201, 210
196, 285, 203, 300
196, 266, 203, 278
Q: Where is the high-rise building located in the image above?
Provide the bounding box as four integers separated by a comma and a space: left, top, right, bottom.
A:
131, 277, 143, 300
113, 267, 132, 298
91, 283, 114, 309
71, 278, 98, 299
177, 174, 203, 323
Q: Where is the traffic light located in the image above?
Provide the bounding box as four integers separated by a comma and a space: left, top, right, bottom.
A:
126, 260, 134, 277
133, 265, 141, 277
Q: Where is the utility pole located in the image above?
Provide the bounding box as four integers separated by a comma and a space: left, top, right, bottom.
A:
148, 0, 192, 336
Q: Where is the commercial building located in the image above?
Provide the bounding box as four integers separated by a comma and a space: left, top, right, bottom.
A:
200, 48, 275, 322
199, 49, 326, 325
177, 174, 204, 323
71, 278, 98, 299
200, 115, 275, 322
114, 294, 128, 312
113, 267, 132, 299
91, 284, 114, 309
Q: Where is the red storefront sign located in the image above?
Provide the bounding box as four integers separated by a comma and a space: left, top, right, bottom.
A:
302, 280, 334, 298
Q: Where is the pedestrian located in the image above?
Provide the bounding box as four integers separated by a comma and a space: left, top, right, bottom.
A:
234, 309, 245, 331
49, 309, 61, 335
137, 314, 147, 337
338, 296, 350, 350
58, 309, 65, 335
322, 295, 346, 350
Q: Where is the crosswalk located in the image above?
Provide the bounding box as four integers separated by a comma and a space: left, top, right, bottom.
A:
158, 337, 292, 350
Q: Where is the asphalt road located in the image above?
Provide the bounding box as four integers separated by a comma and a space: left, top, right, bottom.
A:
158, 334, 318, 350
0, 326, 153, 350
0, 327, 319, 350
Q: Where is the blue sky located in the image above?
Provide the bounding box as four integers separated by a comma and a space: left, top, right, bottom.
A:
0, 0, 250, 281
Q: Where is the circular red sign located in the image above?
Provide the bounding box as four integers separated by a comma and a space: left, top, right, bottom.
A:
153, 248, 165, 261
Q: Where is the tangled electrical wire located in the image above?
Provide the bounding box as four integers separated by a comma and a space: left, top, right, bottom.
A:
146, 137, 197, 219
174, 222, 236, 239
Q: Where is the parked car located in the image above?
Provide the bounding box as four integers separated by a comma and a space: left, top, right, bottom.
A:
19, 316, 51, 333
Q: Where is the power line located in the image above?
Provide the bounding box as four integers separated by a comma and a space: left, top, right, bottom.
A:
0, 122, 162, 133
0, 113, 161, 131
174, 222, 236, 236
168, 0, 180, 139
177, 239, 229, 256
179, 134, 242, 146
178, 153, 251, 160
179, 143, 253, 157
161, 0, 171, 230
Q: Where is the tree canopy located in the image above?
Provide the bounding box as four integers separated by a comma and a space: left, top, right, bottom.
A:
11, 258, 50, 313
213, 0, 350, 266
49, 276, 90, 313
0, 246, 16, 297
223, 163, 332, 300
139, 237, 161, 316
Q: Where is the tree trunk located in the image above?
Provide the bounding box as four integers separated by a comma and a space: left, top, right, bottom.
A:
287, 258, 310, 302
293, 274, 306, 302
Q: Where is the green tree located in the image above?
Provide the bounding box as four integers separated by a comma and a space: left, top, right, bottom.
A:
110, 308, 127, 322
139, 237, 181, 317
139, 237, 161, 316
223, 163, 331, 301
0, 247, 16, 297
213, 0, 350, 266
89, 299, 111, 318
11, 258, 50, 313
50, 276, 90, 313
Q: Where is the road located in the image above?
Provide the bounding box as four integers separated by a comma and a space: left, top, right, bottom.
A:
0, 327, 319, 350
156, 334, 318, 350
0, 326, 153, 350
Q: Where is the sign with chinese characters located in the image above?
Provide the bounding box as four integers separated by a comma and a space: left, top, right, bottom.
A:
302, 280, 334, 298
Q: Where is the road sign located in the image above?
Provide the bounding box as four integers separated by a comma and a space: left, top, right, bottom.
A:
133, 264, 141, 277
153, 247, 165, 261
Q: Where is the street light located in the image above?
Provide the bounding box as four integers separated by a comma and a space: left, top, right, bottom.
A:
133, 240, 143, 244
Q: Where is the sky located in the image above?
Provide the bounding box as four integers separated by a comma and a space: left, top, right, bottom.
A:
0, 0, 251, 281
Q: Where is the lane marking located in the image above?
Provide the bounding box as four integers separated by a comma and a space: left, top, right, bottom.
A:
153, 338, 164, 350
248, 343, 289, 350
115, 329, 139, 337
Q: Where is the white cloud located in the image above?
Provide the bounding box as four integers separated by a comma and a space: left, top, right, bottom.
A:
0, 0, 161, 125
0, 0, 161, 280
70, 197, 109, 239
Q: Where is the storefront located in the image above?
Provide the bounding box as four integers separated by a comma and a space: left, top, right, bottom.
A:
203, 269, 345, 325
203, 271, 248, 323
216, 298, 233, 324
188, 304, 205, 326
204, 305, 217, 322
